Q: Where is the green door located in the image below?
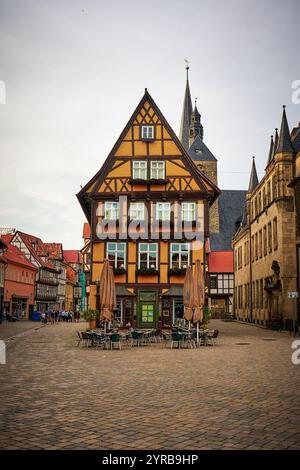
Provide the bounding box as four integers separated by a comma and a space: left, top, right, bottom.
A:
139, 302, 156, 328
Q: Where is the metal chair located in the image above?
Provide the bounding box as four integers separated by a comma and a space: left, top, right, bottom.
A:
161, 332, 170, 348
110, 333, 121, 350
171, 332, 182, 349
76, 331, 83, 347
131, 331, 141, 347
81, 331, 92, 348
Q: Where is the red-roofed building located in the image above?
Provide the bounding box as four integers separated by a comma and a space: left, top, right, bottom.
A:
208, 252, 234, 273
207, 248, 235, 318
10, 231, 60, 313
0, 241, 37, 320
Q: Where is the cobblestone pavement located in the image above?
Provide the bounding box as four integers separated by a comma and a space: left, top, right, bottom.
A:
0, 320, 299, 450
0, 320, 45, 341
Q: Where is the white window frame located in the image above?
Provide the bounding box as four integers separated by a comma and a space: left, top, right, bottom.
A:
156, 202, 171, 221
132, 161, 147, 180
129, 202, 145, 221
181, 202, 196, 221
114, 299, 123, 325
170, 243, 190, 268
141, 125, 154, 140
150, 161, 165, 179
106, 242, 126, 268
104, 202, 119, 220
138, 243, 158, 269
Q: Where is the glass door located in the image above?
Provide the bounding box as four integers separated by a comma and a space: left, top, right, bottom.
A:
139, 302, 155, 328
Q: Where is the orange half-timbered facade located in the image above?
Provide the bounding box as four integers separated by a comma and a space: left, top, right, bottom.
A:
77, 90, 220, 328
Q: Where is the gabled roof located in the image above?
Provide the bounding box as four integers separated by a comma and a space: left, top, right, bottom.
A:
208, 251, 233, 273
77, 89, 220, 221
276, 106, 294, 154
179, 67, 193, 151
248, 157, 259, 192
13, 231, 56, 271
210, 189, 247, 251
64, 250, 82, 264
188, 134, 217, 162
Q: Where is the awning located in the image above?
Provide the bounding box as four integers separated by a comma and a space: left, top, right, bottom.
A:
116, 286, 135, 296
162, 286, 183, 296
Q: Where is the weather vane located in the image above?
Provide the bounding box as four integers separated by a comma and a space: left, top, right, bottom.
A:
184, 58, 189, 70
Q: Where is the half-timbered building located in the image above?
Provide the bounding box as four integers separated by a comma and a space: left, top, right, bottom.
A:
77, 90, 220, 328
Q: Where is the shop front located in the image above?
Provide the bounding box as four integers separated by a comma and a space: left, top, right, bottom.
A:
11, 296, 28, 320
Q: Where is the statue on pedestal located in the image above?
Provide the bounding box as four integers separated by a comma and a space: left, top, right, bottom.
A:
264, 261, 282, 322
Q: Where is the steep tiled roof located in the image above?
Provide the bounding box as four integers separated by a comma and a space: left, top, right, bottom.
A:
208, 251, 233, 273
39, 243, 62, 260
64, 250, 82, 264
210, 189, 247, 251
2, 243, 37, 270
1, 234, 13, 244
15, 231, 56, 271
188, 134, 217, 162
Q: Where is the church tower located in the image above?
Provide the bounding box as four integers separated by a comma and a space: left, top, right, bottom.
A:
189, 101, 204, 146
179, 66, 219, 232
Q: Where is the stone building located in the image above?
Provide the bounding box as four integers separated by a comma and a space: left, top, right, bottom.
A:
179, 66, 246, 315
233, 107, 300, 326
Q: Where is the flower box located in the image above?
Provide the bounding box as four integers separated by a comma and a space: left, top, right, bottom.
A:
168, 267, 187, 276
137, 268, 159, 276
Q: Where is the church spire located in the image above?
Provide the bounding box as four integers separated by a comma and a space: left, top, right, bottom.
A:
248, 156, 259, 193
179, 62, 193, 151
275, 106, 294, 154
273, 128, 279, 158
189, 99, 204, 147
266, 134, 274, 168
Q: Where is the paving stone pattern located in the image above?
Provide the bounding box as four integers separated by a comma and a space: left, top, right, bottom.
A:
0, 320, 299, 450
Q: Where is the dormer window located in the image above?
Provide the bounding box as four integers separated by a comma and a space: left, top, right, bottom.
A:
195, 149, 203, 155
141, 125, 154, 140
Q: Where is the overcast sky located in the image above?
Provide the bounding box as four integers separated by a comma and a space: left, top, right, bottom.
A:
0, 0, 299, 248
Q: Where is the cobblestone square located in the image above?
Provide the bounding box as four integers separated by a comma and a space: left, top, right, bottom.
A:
0, 320, 299, 450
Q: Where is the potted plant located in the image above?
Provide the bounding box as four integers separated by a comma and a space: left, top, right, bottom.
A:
200, 306, 212, 329
82, 309, 99, 330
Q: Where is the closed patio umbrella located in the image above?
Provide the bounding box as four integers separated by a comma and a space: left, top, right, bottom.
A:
183, 265, 194, 328
99, 260, 116, 331
193, 259, 205, 344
